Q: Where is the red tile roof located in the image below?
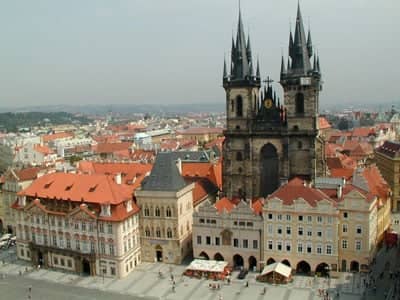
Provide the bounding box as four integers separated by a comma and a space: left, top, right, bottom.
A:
34, 144, 54, 155
18, 173, 133, 205
214, 197, 240, 213
176, 127, 224, 135
42, 132, 74, 143
361, 165, 390, 199
14, 167, 44, 181
182, 161, 222, 189
267, 178, 334, 207
319, 117, 331, 130
329, 168, 354, 180
93, 142, 132, 154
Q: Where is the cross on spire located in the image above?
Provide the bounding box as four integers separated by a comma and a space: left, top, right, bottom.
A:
263, 76, 274, 87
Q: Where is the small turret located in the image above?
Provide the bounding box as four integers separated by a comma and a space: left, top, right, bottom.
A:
307, 30, 313, 58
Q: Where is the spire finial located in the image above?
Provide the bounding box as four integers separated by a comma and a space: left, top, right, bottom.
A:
256, 56, 260, 78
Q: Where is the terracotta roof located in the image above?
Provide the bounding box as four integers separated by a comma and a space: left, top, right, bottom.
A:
14, 167, 43, 181
267, 178, 334, 207
352, 127, 375, 138
319, 117, 331, 130
42, 132, 74, 143
214, 197, 239, 213
376, 141, 400, 158
252, 198, 263, 215
361, 165, 390, 199
93, 142, 132, 154
34, 144, 54, 155
176, 127, 223, 135
18, 172, 133, 205
182, 161, 222, 189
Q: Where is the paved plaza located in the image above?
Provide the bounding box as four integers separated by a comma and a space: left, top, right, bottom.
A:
0, 246, 397, 300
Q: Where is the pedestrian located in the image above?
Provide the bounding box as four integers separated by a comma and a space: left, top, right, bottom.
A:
245, 281, 249, 287
172, 285, 175, 293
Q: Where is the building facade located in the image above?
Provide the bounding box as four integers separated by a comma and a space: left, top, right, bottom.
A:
12, 172, 141, 279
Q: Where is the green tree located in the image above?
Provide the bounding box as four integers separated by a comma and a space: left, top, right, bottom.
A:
0, 144, 13, 173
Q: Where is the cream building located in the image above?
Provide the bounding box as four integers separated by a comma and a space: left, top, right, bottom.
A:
192, 198, 263, 271
12, 172, 141, 279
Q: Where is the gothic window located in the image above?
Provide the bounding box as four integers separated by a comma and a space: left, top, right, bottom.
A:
166, 207, 172, 217
155, 207, 160, 217
244, 143, 250, 159
236, 96, 243, 117
259, 143, 279, 197
167, 228, 172, 238
156, 227, 161, 238
236, 152, 243, 161
295, 93, 305, 115
144, 206, 150, 216
145, 227, 150, 237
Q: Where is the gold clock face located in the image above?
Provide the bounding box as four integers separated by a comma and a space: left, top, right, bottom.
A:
264, 99, 273, 109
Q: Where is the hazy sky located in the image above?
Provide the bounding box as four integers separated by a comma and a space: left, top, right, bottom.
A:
0, 0, 399, 108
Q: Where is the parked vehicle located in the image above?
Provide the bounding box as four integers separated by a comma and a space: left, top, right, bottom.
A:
0, 234, 11, 242
0, 240, 7, 249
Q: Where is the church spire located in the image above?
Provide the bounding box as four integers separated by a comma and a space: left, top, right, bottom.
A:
280, 55, 287, 77
256, 57, 260, 79
223, 57, 228, 79
307, 29, 313, 58
289, 2, 312, 74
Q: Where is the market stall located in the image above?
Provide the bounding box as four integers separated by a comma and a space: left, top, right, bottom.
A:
184, 259, 230, 280
257, 262, 292, 284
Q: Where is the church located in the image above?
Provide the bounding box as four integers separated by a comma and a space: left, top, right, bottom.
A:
222, 3, 326, 200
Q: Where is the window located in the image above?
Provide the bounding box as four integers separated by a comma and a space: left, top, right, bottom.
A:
327, 216, 333, 224
52, 235, 57, 247
36, 216, 40, 224
74, 222, 79, 230
355, 240, 362, 251
206, 236, 211, 245
155, 207, 160, 217
286, 242, 291, 252
307, 244, 312, 253
298, 226, 304, 236
236, 152, 243, 161
342, 239, 348, 249
307, 216, 312, 223
236, 95, 243, 117
317, 216, 323, 223
286, 226, 291, 235
326, 228, 332, 240
277, 226, 283, 235
317, 230, 322, 238
100, 242, 106, 254
267, 224, 273, 234
99, 223, 104, 233
32, 232, 36, 243
356, 225, 362, 234
297, 243, 303, 253
253, 240, 258, 249
277, 214, 282, 221
81, 222, 86, 232
109, 245, 115, 255
64, 220, 69, 228
144, 207, 150, 216
66, 238, 71, 249
145, 228, 150, 237
75, 239, 80, 250
268, 213, 273, 220
342, 224, 348, 233
107, 224, 113, 234
307, 228, 312, 237
233, 238, 239, 247
166, 207, 172, 217
316, 244, 322, 254
59, 236, 64, 248
110, 267, 116, 276
343, 212, 348, 219
286, 214, 291, 221
268, 240, 273, 250
89, 223, 94, 232
243, 239, 248, 248
197, 236, 202, 245
246, 222, 253, 227
215, 237, 220, 246
54, 257, 58, 265
43, 234, 48, 245
60, 258, 65, 266
295, 93, 304, 114
326, 244, 332, 255
298, 215, 303, 222
67, 260, 72, 268
156, 228, 161, 238
167, 228, 172, 238
277, 241, 282, 251
90, 241, 95, 253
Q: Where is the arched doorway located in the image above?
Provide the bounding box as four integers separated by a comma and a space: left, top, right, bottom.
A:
155, 245, 163, 262
281, 259, 291, 267
260, 144, 279, 196
266, 258, 276, 265
350, 261, 359, 272
199, 251, 209, 260
214, 253, 224, 261
37, 251, 44, 267
82, 259, 91, 276
248, 256, 257, 271
296, 261, 311, 275
315, 263, 329, 277
233, 254, 244, 269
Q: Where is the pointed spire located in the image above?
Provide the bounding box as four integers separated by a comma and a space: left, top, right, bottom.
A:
313, 52, 318, 73
223, 57, 228, 79
287, 57, 291, 71
289, 30, 294, 58
307, 29, 313, 57
290, 2, 312, 74
280, 55, 287, 75
256, 57, 260, 78
317, 55, 321, 73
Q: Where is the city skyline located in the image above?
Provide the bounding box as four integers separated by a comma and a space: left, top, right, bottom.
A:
0, 0, 398, 108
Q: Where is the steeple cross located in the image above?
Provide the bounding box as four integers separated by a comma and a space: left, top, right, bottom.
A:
263, 76, 274, 87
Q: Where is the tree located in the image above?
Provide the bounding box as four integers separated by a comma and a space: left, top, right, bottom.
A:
0, 144, 13, 173
337, 118, 349, 131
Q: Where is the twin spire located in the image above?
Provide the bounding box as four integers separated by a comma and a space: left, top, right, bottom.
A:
281, 3, 321, 78
223, 6, 260, 86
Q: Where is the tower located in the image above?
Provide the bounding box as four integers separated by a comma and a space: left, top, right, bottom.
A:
222, 4, 326, 200
280, 3, 325, 179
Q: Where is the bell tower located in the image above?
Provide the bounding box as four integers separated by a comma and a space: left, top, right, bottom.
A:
280, 3, 326, 179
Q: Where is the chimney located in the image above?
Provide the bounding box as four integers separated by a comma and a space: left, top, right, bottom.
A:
337, 184, 343, 199
342, 177, 346, 186
115, 173, 122, 185
176, 158, 182, 175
